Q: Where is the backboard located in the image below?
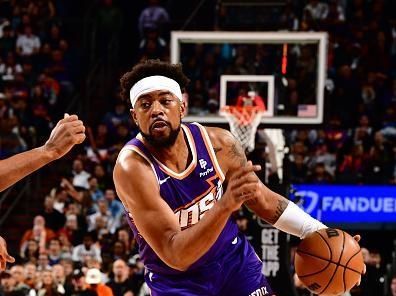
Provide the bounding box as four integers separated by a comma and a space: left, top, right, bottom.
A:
171, 31, 327, 125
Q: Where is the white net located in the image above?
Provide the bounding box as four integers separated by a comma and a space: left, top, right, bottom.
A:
221, 106, 264, 152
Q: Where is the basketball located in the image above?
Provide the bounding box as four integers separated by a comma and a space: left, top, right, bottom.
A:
295, 228, 364, 296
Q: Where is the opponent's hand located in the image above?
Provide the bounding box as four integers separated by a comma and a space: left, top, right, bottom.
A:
353, 234, 366, 286
0, 236, 15, 270
220, 161, 261, 213
43, 113, 86, 160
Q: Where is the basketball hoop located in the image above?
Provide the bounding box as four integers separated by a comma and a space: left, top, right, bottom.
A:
220, 106, 264, 152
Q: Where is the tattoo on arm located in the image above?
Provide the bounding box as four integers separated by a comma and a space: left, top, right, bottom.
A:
213, 147, 222, 154
267, 198, 289, 224
227, 138, 247, 167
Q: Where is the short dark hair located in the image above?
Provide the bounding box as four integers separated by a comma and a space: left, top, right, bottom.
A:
119, 59, 190, 105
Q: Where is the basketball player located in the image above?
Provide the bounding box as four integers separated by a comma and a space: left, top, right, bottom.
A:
114, 60, 362, 295
0, 114, 86, 270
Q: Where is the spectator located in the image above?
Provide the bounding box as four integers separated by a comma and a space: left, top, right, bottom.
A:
70, 269, 97, 296
20, 239, 39, 263
24, 262, 38, 290
138, 28, 167, 61
27, 0, 56, 31
102, 101, 130, 136
289, 153, 309, 184
71, 159, 91, 190
0, 25, 15, 57
116, 229, 135, 257
51, 187, 69, 214
37, 252, 51, 271
0, 271, 22, 296
303, 0, 328, 21
41, 196, 66, 232
85, 258, 109, 285
390, 274, 396, 296
52, 264, 73, 295
111, 241, 127, 262
20, 215, 56, 255
87, 199, 114, 233
0, 51, 22, 81
85, 268, 113, 296
10, 265, 30, 294
138, 0, 169, 38
72, 233, 101, 264
108, 259, 137, 296
37, 268, 64, 296
47, 238, 63, 266
92, 164, 112, 191
88, 177, 104, 204
16, 25, 40, 57
103, 189, 123, 221
308, 162, 334, 184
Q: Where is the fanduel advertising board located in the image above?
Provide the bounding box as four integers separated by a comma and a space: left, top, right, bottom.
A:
291, 185, 396, 224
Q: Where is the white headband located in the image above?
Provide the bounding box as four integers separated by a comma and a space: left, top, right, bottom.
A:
130, 75, 183, 107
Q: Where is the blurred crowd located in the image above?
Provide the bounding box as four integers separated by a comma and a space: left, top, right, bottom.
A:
1, 0, 396, 296
0, 0, 80, 160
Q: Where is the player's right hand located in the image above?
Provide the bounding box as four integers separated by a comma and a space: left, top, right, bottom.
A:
0, 236, 15, 271
220, 161, 261, 213
43, 113, 86, 160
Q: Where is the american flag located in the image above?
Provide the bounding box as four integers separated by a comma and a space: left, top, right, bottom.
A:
298, 104, 317, 117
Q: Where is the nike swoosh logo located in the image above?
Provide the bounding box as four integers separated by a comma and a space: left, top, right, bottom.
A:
231, 237, 238, 245
158, 176, 170, 185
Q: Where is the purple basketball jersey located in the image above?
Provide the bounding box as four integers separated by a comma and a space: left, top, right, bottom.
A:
121, 123, 239, 275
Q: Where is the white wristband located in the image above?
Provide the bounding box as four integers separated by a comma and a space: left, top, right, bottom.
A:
273, 201, 327, 239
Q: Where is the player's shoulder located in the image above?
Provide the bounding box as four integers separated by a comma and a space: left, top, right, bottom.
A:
114, 147, 151, 176
202, 125, 236, 148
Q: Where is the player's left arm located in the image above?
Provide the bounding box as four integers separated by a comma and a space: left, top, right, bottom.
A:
207, 127, 326, 239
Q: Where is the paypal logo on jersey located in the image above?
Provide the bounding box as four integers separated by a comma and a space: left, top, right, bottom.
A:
199, 159, 207, 169
199, 158, 214, 177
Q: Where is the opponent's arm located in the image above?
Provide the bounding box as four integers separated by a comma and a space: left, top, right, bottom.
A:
0, 114, 85, 192
208, 127, 326, 239
113, 150, 260, 271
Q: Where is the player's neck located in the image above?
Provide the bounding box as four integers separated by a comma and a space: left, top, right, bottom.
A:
149, 131, 191, 173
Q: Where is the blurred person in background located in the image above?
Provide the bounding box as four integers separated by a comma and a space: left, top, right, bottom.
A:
85, 268, 113, 296
390, 274, 396, 296
9, 265, 30, 294
52, 264, 72, 295
359, 248, 385, 296
138, 0, 169, 39
107, 259, 136, 296
36, 268, 64, 295
71, 269, 97, 296
71, 159, 91, 190
37, 252, 51, 272
41, 196, 66, 232
72, 233, 101, 265
47, 239, 62, 266
0, 271, 23, 296
20, 215, 56, 256
20, 239, 39, 264
23, 262, 38, 290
